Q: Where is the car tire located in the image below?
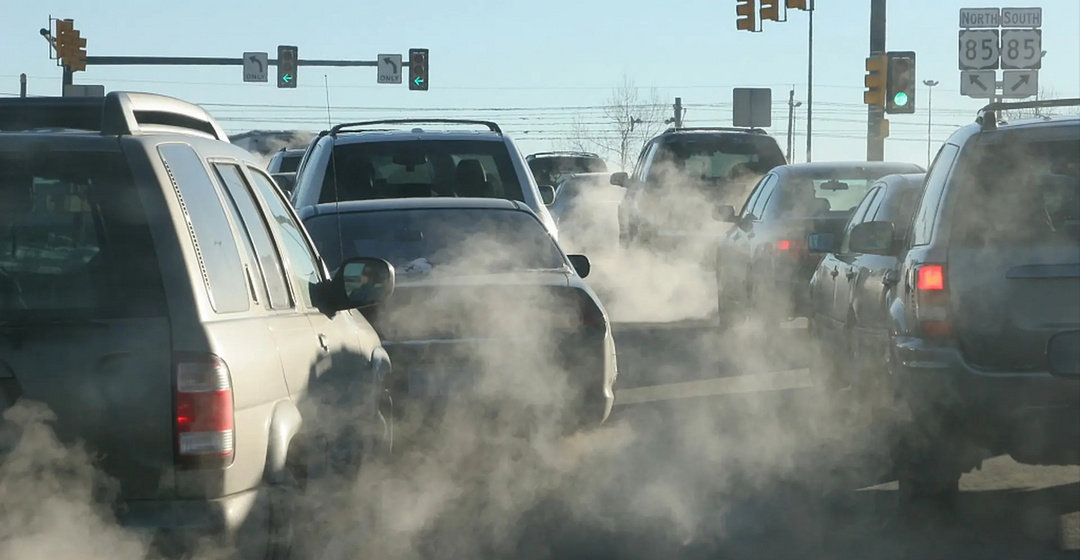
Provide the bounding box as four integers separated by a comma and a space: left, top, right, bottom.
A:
892, 421, 963, 524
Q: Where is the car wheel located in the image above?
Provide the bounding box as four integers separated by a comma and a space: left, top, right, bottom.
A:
893, 423, 963, 524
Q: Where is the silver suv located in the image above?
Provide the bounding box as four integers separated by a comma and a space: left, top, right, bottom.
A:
0, 92, 395, 558
289, 119, 559, 240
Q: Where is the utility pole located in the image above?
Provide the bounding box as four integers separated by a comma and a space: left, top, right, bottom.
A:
923, 79, 938, 167
867, 0, 887, 162
20, 74, 27, 97
805, 0, 815, 162
674, 97, 684, 128
786, 87, 802, 163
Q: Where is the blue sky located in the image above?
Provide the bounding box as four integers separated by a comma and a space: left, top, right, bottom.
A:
4, 0, 1078, 168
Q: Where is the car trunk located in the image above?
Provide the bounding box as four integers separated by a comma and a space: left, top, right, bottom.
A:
0, 144, 177, 500
950, 246, 1080, 371
369, 272, 602, 398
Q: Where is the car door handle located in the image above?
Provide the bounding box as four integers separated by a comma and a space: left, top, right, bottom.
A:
846, 269, 857, 280
318, 334, 329, 352
830, 267, 839, 278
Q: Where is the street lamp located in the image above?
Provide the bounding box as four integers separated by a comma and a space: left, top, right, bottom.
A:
923, 79, 939, 167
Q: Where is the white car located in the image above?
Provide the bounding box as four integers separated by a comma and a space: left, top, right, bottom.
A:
289, 119, 559, 240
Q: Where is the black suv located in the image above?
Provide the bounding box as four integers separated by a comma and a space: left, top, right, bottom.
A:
866, 99, 1080, 511
613, 127, 786, 253
526, 151, 609, 190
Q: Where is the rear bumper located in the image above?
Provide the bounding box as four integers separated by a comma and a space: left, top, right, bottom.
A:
113, 488, 268, 558
892, 336, 1080, 465
383, 330, 616, 434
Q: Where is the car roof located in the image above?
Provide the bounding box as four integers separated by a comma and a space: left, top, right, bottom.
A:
876, 172, 926, 188
324, 129, 506, 145
527, 151, 602, 160
777, 161, 924, 173
304, 196, 526, 217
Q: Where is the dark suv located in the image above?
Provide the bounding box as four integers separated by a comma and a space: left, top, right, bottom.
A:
526, 151, 608, 190
613, 127, 787, 253
0, 92, 395, 558
867, 99, 1080, 510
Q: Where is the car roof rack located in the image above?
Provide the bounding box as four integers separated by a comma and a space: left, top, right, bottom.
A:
0, 91, 228, 141
664, 126, 768, 135
976, 98, 1080, 131
327, 118, 503, 136
527, 150, 601, 159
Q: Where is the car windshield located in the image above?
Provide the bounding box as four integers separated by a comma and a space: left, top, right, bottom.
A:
0, 150, 163, 318
651, 135, 786, 184
951, 137, 1080, 247
529, 156, 607, 187
319, 140, 525, 204
304, 208, 566, 275
773, 167, 919, 217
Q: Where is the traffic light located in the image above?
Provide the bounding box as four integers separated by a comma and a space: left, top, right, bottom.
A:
409, 48, 429, 91
761, 0, 781, 21
863, 54, 887, 108
54, 19, 87, 72
886, 51, 916, 114
736, 0, 757, 31
786, 0, 809, 9
277, 45, 297, 89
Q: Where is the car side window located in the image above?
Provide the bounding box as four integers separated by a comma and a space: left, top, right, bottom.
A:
248, 168, 323, 308
840, 187, 883, 254
911, 144, 960, 246
635, 142, 658, 183
750, 174, 778, 219
291, 138, 329, 206
213, 163, 293, 310
739, 176, 768, 219
158, 144, 249, 314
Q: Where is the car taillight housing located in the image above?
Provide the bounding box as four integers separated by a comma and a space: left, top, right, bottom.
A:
914, 264, 951, 338
174, 353, 234, 468
775, 238, 808, 257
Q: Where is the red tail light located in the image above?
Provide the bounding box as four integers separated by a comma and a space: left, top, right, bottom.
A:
578, 292, 606, 330
777, 239, 792, 251
914, 264, 951, 337
174, 353, 234, 468
775, 238, 808, 257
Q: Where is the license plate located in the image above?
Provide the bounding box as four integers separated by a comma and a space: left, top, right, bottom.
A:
408, 368, 475, 397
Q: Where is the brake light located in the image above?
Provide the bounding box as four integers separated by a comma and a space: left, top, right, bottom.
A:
914, 264, 951, 338
578, 292, 606, 330
775, 238, 808, 257
917, 265, 945, 291
777, 239, 791, 251
174, 353, 234, 467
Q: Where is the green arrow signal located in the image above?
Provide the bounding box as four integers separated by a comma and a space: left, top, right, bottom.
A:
282, 74, 293, 83
414, 76, 424, 86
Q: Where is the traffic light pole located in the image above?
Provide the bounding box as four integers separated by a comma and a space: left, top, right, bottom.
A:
805, 0, 814, 162
867, 0, 887, 162
84, 55, 398, 68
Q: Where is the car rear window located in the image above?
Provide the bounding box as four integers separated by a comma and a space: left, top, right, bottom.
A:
0, 150, 166, 318
651, 135, 786, 183
304, 208, 564, 274
277, 153, 302, 173
319, 140, 525, 204
529, 157, 607, 187
772, 167, 920, 218
950, 137, 1080, 248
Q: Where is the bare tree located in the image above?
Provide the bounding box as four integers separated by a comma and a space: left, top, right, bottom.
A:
1001, 86, 1078, 120
565, 75, 668, 170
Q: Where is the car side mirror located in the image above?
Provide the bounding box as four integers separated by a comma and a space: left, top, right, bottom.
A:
808, 232, 836, 253
329, 257, 396, 311
712, 204, 737, 223
610, 171, 629, 187
539, 185, 557, 205
849, 221, 895, 255
271, 172, 297, 195
567, 254, 591, 279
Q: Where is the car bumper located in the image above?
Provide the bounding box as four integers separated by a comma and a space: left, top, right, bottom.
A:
113, 488, 269, 558
892, 336, 1080, 464
383, 330, 616, 435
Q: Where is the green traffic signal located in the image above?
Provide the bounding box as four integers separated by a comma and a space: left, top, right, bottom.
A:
893, 92, 909, 107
